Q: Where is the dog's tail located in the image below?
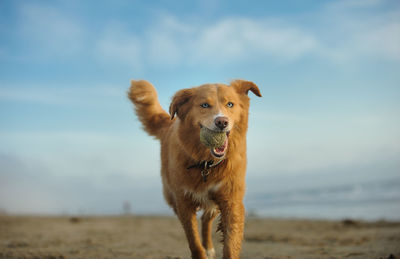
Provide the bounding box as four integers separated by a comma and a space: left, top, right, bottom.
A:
128, 80, 171, 139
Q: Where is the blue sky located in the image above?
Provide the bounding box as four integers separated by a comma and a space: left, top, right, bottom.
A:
0, 0, 399, 217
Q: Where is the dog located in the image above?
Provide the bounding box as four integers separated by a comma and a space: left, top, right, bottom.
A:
128, 79, 261, 259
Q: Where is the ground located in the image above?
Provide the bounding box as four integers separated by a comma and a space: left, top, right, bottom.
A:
0, 215, 399, 259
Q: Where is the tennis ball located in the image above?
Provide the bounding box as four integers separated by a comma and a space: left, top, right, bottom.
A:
200, 127, 226, 148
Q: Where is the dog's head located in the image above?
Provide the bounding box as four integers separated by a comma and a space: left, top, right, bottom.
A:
169, 80, 261, 159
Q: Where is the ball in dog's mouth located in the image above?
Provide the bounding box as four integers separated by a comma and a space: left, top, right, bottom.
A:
210, 135, 228, 158
199, 126, 229, 158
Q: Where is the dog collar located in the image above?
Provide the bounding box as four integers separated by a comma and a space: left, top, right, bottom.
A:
187, 159, 225, 182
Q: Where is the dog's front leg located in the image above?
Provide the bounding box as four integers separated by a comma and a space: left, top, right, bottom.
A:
201, 210, 218, 259
218, 200, 245, 259
176, 196, 207, 259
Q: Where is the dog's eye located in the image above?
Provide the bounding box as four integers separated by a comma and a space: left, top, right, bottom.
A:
227, 102, 234, 108
201, 103, 210, 108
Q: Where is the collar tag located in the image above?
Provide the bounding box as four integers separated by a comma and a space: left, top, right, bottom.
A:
187, 159, 225, 182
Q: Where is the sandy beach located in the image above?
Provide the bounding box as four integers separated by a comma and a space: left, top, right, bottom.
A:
0, 215, 399, 259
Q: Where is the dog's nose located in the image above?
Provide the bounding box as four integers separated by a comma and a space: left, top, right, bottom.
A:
215, 116, 229, 130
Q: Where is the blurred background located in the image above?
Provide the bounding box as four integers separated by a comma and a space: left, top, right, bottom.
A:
0, 0, 399, 220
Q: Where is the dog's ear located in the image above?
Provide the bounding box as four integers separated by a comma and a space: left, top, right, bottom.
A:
231, 80, 262, 97
169, 88, 193, 120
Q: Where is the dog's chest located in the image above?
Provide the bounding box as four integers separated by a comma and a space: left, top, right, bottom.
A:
184, 182, 222, 209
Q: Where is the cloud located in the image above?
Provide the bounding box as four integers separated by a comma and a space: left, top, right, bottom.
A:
319, 1, 400, 62
328, 0, 385, 9
16, 3, 84, 59
145, 16, 195, 66
7, 1, 399, 69
96, 15, 320, 68
94, 23, 142, 69
94, 2, 400, 70
192, 18, 319, 63
353, 20, 400, 61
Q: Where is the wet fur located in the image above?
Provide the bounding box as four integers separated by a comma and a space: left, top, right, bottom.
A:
128, 79, 261, 259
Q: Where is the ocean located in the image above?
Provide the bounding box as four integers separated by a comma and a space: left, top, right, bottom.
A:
245, 177, 400, 221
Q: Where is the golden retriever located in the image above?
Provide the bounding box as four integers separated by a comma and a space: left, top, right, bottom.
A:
128, 79, 261, 259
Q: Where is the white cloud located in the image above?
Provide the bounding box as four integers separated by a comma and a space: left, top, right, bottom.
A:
16, 2, 398, 68
17, 3, 84, 59
354, 21, 400, 61
98, 15, 320, 68
319, 2, 400, 62
192, 18, 319, 63
95, 3, 400, 69
4, 1, 399, 68
94, 23, 142, 69
328, 0, 385, 9
146, 15, 194, 66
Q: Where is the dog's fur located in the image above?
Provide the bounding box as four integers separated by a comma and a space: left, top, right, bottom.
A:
128, 79, 261, 259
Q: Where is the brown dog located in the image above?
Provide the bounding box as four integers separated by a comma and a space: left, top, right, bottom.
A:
128, 79, 261, 259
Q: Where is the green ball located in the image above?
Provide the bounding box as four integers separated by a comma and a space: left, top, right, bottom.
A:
200, 127, 226, 148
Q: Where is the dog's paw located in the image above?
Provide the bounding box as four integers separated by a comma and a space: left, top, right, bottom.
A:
206, 248, 216, 259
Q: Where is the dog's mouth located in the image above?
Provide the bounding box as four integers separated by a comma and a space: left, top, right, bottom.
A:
199, 124, 230, 158
211, 132, 229, 158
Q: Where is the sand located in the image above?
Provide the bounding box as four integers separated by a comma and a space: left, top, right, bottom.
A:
0, 215, 399, 259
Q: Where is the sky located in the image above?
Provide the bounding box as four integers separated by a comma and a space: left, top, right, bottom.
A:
0, 0, 400, 218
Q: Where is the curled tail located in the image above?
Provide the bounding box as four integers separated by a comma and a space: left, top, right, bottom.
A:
128, 80, 171, 139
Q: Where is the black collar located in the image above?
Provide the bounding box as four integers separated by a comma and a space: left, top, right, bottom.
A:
187, 159, 225, 182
